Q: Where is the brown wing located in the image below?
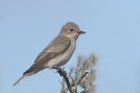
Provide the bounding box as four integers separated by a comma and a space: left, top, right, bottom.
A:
23, 35, 71, 74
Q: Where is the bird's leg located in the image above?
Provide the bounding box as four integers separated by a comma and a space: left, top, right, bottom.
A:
52, 66, 59, 69
53, 66, 66, 76
52, 66, 60, 73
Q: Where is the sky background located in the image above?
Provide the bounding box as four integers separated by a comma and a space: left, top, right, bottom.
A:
0, 0, 140, 93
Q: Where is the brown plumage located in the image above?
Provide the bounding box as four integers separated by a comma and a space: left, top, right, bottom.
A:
13, 22, 86, 86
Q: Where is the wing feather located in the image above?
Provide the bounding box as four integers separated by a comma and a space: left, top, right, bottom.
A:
23, 35, 71, 74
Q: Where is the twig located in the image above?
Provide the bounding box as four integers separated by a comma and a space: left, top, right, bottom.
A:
73, 70, 89, 92
53, 66, 89, 93
53, 66, 72, 93
80, 89, 89, 93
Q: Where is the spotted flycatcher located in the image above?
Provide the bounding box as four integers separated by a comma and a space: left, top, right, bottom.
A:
13, 22, 86, 86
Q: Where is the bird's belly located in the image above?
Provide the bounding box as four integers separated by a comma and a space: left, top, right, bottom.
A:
45, 40, 76, 68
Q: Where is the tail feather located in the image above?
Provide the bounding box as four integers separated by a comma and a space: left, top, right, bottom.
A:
13, 73, 30, 86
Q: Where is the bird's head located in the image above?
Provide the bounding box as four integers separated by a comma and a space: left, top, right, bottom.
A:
59, 22, 86, 40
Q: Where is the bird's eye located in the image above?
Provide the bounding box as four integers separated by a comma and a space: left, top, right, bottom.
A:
70, 29, 73, 32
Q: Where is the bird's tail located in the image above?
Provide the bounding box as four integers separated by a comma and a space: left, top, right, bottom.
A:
13, 73, 30, 86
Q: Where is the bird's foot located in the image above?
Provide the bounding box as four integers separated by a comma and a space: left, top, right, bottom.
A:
53, 66, 66, 76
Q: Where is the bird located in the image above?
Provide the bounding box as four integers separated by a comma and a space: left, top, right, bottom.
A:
13, 22, 86, 86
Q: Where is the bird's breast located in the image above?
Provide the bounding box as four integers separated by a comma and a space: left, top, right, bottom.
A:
46, 39, 76, 68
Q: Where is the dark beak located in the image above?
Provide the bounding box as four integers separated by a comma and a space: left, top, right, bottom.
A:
79, 31, 86, 34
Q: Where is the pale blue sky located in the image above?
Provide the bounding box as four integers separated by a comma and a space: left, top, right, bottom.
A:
0, 0, 140, 93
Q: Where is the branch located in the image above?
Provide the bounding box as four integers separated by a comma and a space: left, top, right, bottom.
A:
53, 66, 89, 93
73, 70, 89, 92
80, 89, 89, 93
53, 66, 72, 93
